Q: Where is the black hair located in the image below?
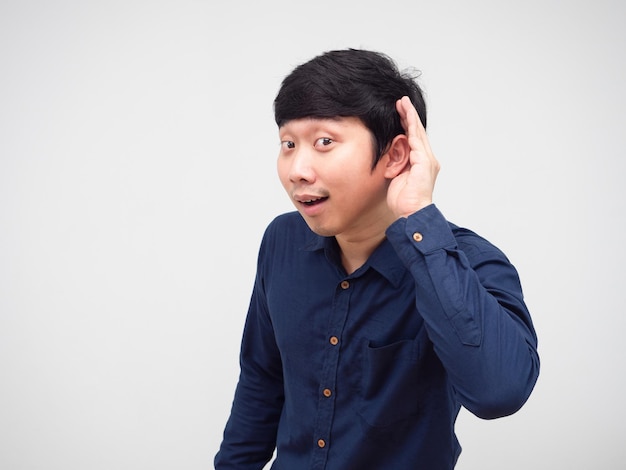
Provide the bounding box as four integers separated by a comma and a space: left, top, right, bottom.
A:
273, 48, 427, 166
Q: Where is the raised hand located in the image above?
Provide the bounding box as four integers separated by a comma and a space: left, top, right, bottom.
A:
387, 96, 440, 219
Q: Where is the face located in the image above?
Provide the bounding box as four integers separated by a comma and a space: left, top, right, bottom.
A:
277, 117, 392, 241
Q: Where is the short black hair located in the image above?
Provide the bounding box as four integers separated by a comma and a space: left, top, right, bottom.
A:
273, 48, 427, 165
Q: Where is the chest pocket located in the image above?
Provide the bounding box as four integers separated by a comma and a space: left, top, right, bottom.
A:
357, 338, 421, 427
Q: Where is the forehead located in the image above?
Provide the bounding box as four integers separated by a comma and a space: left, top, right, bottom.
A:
278, 116, 368, 136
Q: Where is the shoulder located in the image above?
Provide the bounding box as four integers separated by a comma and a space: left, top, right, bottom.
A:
449, 222, 512, 264
259, 211, 314, 253
264, 211, 310, 238
255, 212, 322, 278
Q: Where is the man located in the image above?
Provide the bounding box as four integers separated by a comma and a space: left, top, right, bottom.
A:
215, 48, 539, 469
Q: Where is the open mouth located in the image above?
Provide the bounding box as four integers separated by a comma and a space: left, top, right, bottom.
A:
301, 197, 328, 206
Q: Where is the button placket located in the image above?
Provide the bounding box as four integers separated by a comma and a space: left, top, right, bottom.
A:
311, 276, 355, 467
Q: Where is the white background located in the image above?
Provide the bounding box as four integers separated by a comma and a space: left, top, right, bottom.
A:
1, 1, 624, 469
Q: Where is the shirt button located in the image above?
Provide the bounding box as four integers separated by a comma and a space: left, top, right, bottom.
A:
317, 439, 326, 448
340, 280, 350, 289
413, 232, 424, 242
323, 388, 332, 397
329, 336, 339, 346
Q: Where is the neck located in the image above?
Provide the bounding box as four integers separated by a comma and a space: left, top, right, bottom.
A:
336, 211, 397, 275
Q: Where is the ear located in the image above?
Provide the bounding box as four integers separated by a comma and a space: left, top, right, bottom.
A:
381, 134, 410, 179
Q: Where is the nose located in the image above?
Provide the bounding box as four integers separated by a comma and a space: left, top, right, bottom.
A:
287, 148, 316, 183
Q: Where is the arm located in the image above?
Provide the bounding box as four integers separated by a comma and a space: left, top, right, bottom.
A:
386, 205, 539, 418
386, 97, 539, 418
214, 266, 284, 469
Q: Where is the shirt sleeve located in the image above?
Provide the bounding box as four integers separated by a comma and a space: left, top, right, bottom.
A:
385, 204, 540, 419
214, 244, 284, 468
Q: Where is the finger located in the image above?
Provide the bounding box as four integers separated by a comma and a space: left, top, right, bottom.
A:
396, 97, 439, 173
396, 97, 427, 159
400, 96, 425, 136
399, 96, 435, 158
395, 97, 411, 132
396, 97, 423, 149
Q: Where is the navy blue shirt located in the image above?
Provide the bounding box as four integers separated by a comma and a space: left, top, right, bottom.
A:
215, 205, 539, 469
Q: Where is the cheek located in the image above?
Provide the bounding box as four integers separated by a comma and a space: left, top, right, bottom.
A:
276, 159, 290, 188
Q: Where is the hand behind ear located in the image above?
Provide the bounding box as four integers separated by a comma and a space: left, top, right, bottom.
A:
386, 96, 440, 219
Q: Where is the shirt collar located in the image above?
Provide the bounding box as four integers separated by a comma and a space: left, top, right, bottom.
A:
302, 232, 405, 288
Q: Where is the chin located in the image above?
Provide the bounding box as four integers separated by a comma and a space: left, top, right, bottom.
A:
302, 218, 336, 238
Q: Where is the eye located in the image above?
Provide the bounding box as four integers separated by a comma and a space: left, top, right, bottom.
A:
281, 140, 295, 150
314, 137, 334, 148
